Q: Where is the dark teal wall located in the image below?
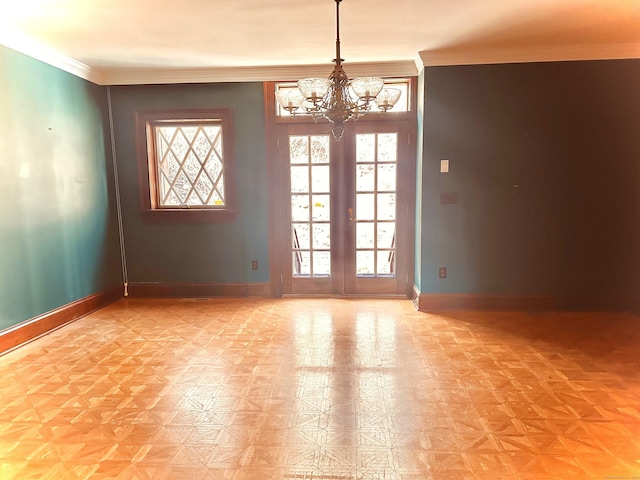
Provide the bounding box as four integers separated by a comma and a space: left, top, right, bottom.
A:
109, 83, 268, 284
0, 46, 122, 330
420, 60, 640, 308
5, 45, 636, 313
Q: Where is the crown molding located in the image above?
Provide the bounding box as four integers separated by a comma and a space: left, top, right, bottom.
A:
418, 43, 640, 67
0, 31, 417, 85
414, 53, 425, 72
100, 61, 418, 86
8, 30, 638, 87
0, 28, 104, 84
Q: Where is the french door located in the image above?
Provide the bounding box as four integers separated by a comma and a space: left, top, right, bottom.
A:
274, 119, 415, 296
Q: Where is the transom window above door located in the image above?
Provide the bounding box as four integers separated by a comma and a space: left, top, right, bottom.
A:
274, 79, 412, 117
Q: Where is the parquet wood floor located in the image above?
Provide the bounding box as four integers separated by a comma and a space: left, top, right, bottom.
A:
0, 298, 639, 479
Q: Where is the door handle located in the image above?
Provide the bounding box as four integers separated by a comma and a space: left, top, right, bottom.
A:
348, 207, 354, 222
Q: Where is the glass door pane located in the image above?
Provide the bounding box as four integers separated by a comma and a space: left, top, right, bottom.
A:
289, 135, 331, 278
354, 132, 398, 278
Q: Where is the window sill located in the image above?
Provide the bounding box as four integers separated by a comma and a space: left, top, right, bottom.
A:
141, 209, 239, 224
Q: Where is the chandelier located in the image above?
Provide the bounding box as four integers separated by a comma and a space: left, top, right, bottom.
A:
275, 0, 401, 140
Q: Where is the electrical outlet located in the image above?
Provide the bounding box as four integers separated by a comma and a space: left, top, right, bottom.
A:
251, 260, 259, 270
439, 267, 447, 279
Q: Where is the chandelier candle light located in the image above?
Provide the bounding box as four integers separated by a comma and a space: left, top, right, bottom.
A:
275, 0, 401, 140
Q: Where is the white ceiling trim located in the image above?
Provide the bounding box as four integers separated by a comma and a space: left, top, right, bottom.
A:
4, 27, 639, 87
100, 61, 419, 86
0, 30, 417, 85
418, 43, 640, 67
0, 29, 103, 85
1, 32, 416, 85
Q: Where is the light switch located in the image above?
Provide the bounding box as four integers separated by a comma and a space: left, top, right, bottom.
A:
440, 159, 449, 173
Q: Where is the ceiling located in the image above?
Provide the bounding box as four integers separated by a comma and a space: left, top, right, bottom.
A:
1, 0, 639, 85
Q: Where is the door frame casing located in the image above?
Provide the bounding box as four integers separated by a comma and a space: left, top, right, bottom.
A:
264, 80, 418, 297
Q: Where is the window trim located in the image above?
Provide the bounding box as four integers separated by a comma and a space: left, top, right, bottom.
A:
135, 108, 237, 223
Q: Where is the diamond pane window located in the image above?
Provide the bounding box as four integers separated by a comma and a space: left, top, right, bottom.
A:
154, 124, 224, 207
136, 109, 236, 222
